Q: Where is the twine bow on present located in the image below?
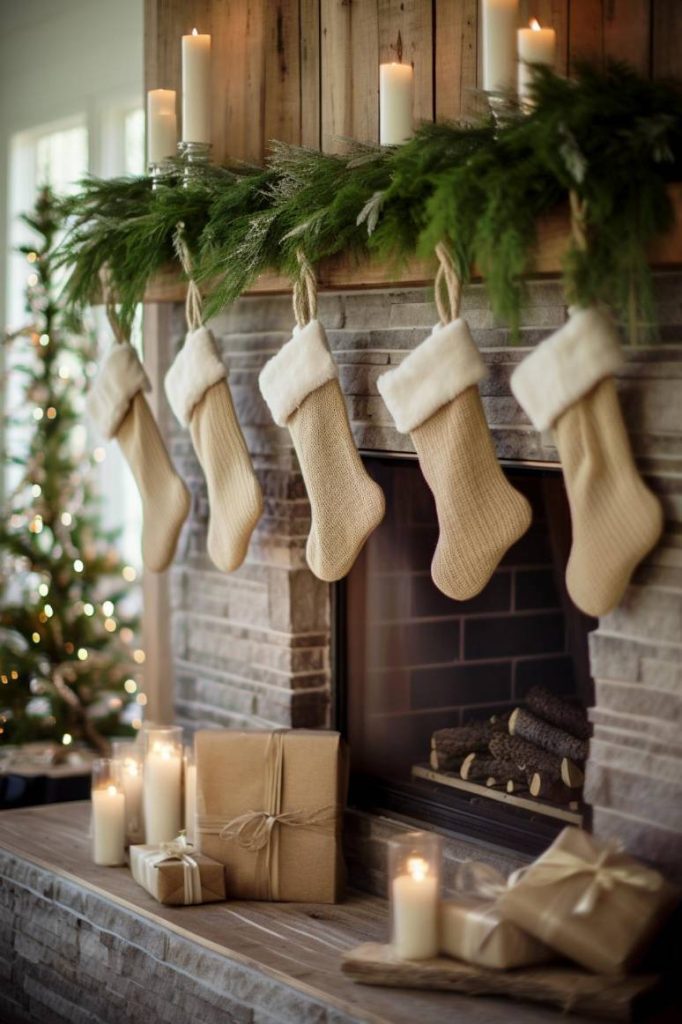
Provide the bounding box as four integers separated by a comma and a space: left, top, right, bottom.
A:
197, 730, 338, 900
508, 838, 663, 917
144, 832, 203, 905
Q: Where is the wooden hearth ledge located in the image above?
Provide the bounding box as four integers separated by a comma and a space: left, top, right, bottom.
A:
0, 801, 610, 1024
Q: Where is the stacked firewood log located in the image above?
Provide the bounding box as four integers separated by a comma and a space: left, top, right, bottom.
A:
430, 686, 590, 807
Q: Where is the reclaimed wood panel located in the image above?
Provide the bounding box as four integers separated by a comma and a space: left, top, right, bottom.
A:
652, 0, 682, 79
568, 0, 652, 74
434, 0, 479, 120
300, 0, 321, 147
378, 0, 433, 123
321, 0, 380, 151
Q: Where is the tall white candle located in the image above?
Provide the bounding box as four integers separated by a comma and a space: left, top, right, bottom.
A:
182, 28, 211, 144
144, 741, 182, 844
184, 759, 197, 845
482, 0, 520, 93
392, 856, 439, 959
379, 63, 414, 146
92, 785, 126, 866
147, 89, 177, 165
517, 19, 556, 105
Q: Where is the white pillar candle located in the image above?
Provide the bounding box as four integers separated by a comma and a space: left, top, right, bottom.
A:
379, 62, 414, 146
147, 89, 177, 165
182, 28, 211, 144
392, 856, 439, 959
517, 19, 556, 105
92, 785, 126, 866
482, 0, 520, 93
144, 741, 182, 844
184, 759, 197, 845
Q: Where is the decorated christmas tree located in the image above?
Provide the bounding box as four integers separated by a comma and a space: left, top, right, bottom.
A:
0, 187, 143, 754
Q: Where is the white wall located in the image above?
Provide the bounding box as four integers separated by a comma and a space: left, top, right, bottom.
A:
0, 0, 144, 329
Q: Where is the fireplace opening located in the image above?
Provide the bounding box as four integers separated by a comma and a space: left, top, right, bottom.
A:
335, 455, 597, 856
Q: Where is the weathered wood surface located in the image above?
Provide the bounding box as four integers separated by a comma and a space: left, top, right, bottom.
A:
341, 942, 660, 1022
0, 800, 600, 1024
145, 0, 679, 162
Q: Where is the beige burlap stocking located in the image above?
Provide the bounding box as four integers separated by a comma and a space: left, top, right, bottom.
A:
378, 318, 531, 600
165, 326, 263, 573
511, 306, 663, 616
259, 318, 385, 581
87, 343, 190, 572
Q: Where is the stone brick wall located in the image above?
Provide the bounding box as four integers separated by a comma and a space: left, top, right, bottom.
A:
163, 273, 682, 880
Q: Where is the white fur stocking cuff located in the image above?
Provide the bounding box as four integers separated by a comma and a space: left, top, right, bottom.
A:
377, 319, 485, 434
164, 326, 227, 427
258, 319, 338, 427
87, 343, 150, 439
510, 306, 624, 432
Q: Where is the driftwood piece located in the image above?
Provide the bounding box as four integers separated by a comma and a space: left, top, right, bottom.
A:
509, 707, 588, 763
430, 723, 492, 770
526, 685, 591, 740
341, 943, 659, 1022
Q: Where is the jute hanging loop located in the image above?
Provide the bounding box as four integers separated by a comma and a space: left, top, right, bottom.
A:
174, 222, 204, 332
99, 268, 129, 345
569, 190, 589, 253
293, 249, 318, 328
434, 241, 462, 326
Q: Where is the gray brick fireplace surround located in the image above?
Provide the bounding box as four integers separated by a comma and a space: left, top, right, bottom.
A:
161, 273, 682, 886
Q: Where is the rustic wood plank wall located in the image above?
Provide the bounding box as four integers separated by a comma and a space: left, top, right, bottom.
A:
144, 0, 682, 161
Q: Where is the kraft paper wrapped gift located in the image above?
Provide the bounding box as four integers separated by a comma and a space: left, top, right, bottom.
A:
130, 836, 226, 906
195, 729, 347, 902
440, 862, 553, 970
497, 826, 679, 975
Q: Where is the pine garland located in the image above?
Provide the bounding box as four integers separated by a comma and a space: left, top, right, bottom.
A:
55, 63, 682, 338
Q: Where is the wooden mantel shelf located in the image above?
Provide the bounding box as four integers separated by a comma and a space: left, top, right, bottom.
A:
143, 185, 682, 304
0, 801, 599, 1024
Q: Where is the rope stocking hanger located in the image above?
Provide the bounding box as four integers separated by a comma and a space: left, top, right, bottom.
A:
434, 240, 462, 325
293, 248, 318, 328
173, 222, 204, 332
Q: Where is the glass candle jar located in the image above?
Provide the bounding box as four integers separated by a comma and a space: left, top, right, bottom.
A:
389, 831, 442, 960
112, 740, 145, 845
183, 746, 197, 845
91, 758, 126, 866
142, 725, 183, 844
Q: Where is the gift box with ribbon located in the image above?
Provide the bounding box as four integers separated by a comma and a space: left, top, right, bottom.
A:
497, 826, 678, 975
194, 729, 347, 902
129, 834, 226, 906
440, 861, 553, 970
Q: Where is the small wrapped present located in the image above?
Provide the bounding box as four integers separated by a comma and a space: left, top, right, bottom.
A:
195, 729, 346, 902
498, 826, 678, 975
440, 862, 553, 970
130, 835, 226, 906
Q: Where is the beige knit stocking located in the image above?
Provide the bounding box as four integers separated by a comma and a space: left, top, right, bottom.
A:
512, 306, 663, 616
189, 379, 263, 572
87, 343, 190, 573
379, 319, 531, 600
412, 385, 532, 599
259, 319, 385, 581
165, 326, 263, 573
117, 393, 190, 572
557, 377, 662, 616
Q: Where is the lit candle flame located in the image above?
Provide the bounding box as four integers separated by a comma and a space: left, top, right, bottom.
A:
192, 27, 198, 36
530, 18, 541, 31
153, 741, 174, 759
106, 784, 118, 796
407, 856, 429, 882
